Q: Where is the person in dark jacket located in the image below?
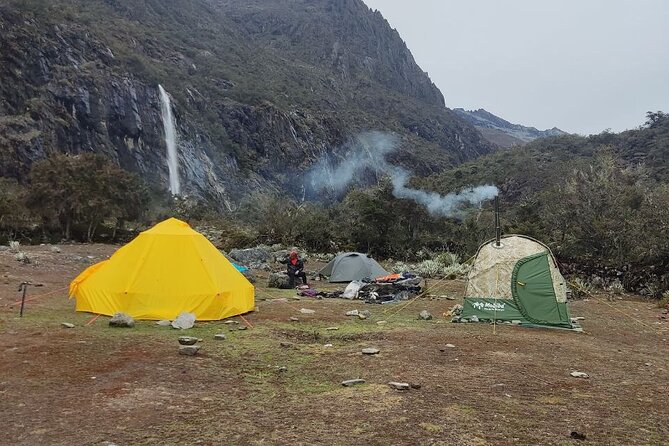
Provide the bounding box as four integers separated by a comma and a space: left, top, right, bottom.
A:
286, 250, 307, 288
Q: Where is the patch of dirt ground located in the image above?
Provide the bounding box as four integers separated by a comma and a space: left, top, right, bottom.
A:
0, 244, 668, 445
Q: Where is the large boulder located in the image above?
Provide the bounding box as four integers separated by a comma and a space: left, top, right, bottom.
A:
268, 272, 291, 289
241, 269, 257, 283
228, 247, 273, 269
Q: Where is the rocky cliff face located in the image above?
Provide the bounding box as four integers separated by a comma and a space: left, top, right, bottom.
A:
453, 108, 568, 148
0, 0, 494, 208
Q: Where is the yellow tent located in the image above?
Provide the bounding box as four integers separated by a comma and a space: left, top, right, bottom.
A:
69, 218, 254, 320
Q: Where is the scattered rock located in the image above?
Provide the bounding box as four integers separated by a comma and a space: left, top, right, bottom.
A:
223, 320, 239, 325
299, 308, 315, 314
277, 366, 288, 373
410, 383, 422, 389
324, 343, 333, 348
50, 246, 61, 253
341, 379, 365, 387
361, 348, 380, 355
359, 310, 371, 318
178, 336, 199, 345
388, 382, 410, 390
345, 310, 359, 317
419, 310, 433, 320
213, 334, 226, 340
376, 320, 388, 325
325, 327, 339, 331
358, 313, 368, 320
280, 341, 295, 348
439, 344, 456, 351
238, 326, 248, 331
470, 315, 480, 323
109, 312, 135, 328
511, 320, 522, 325
289, 317, 300, 322
572, 316, 586, 322
179, 345, 200, 356
171, 312, 196, 329
644, 362, 652, 366
570, 431, 587, 441
156, 320, 172, 326
570, 371, 589, 379
61, 322, 75, 329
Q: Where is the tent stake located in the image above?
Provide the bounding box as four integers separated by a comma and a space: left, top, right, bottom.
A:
19, 282, 29, 317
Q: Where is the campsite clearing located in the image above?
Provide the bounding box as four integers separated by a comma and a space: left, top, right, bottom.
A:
1, 244, 668, 445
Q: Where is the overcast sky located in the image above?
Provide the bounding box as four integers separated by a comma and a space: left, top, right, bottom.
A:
362, 0, 669, 134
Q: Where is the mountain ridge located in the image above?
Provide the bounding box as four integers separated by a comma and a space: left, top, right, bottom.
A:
454, 108, 568, 148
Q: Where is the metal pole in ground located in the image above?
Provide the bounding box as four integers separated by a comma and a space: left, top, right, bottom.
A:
19, 281, 29, 317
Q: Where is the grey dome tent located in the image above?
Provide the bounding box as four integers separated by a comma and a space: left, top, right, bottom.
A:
460, 235, 579, 330
319, 252, 388, 283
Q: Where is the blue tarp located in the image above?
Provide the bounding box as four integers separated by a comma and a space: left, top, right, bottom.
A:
232, 262, 249, 272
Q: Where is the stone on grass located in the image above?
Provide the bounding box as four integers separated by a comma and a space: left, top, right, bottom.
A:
214, 333, 226, 340
361, 348, 380, 355
358, 313, 367, 320
419, 310, 433, 320
410, 383, 422, 389
299, 308, 315, 314
179, 345, 200, 356
178, 336, 199, 345
324, 344, 333, 348
61, 322, 75, 329
289, 317, 299, 322
109, 312, 135, 328
238, 326, 248, 331
345, 310, 359, 317
388, 382, 410, 390
223, 320, 239, 325
341, 379, 365, 387
359, 310, 371, 318
156, 320, 171, 326
326, 327, 339, 331
470, 315, 479, 323
570, 371, 589, 379
50, 245, 61, 253
376, 320, 388, 325
171, 312, 196, 330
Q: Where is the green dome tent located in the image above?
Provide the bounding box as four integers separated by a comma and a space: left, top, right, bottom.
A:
460, 235, 579, 330
319, 252, 388, 283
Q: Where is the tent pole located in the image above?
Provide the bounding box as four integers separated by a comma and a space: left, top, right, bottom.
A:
495, 196, 501, 247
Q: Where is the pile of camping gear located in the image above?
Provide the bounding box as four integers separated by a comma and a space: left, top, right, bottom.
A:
318, 253, 423, 303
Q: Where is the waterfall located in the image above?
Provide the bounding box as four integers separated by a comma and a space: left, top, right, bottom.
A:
158, 84, 181, 195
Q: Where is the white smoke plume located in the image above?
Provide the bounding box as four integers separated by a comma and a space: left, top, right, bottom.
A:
307, 131, 498, 218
